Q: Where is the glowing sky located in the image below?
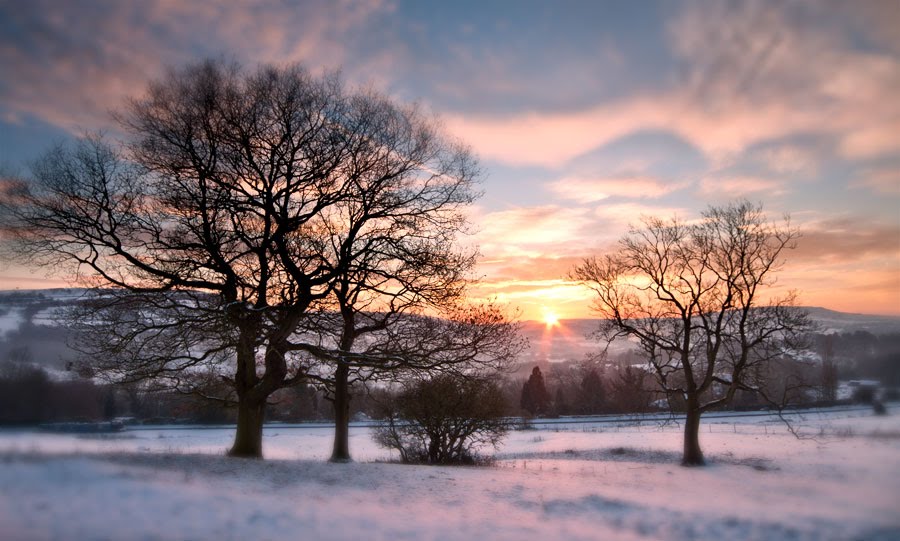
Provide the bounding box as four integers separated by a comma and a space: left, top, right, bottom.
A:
1, 0, 898, 318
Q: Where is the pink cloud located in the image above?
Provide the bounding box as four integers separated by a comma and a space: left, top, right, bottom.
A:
444, 2, 900, 168
0, 1, 392, 135
444, 93, 835, 168
755, 145, 819, 176
550, 176, 686, 202
698, 176, 784, 197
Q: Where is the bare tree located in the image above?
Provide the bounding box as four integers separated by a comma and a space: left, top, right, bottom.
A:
276, 171, 491, 462
571, 201, 812, 465
296, 300, 523, 461
373, 373, 511, 464
2, 59, 482, 458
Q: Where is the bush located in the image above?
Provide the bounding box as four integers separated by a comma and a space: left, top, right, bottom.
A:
373, 375, 510, 464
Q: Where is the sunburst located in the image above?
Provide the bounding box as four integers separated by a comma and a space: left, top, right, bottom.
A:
543, 311, 560, 328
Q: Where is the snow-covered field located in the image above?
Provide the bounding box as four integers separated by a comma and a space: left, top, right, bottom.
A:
1, 407, 899, 541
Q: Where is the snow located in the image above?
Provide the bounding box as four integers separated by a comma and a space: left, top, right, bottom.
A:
1, 407, 899, 541
0, 306, 24, 336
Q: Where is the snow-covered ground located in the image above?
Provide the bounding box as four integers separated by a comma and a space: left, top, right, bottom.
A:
0, 306, 24, 337
1, 407, 899, 541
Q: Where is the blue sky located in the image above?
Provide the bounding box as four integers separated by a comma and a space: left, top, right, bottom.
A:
1, 0, 898, 318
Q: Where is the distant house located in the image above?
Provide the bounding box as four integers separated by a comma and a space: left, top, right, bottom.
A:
838, 380, 881, 402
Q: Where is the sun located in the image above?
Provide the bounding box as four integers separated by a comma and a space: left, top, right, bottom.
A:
543, 311, 560, 328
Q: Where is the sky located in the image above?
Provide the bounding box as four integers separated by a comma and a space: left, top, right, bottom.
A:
0, 0, 898, 319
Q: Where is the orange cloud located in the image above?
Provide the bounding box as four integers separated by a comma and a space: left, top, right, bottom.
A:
478, 255, 592, 283
470, 209, 900, 320
774, 216, 900, 315
472, 205, 596, 258
467, 278, 594, 321
792, 219, 900, 265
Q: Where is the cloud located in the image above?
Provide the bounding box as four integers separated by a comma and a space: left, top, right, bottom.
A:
477, 255, 592, 284
443, 1, 900, 169
670, 0, 900, 161
550, 175, 686, 202
0, 0, 391, 134
791, 218, 900, 265
591, 202, 689, 227
781, 264, 900, 316
465, 278, 594, 320
753, 144, 819, 176
472, 205, 596, 258
854, 167, 900, 195
840, 120, 900, 160
472, 200, 689, 260
445, 90, 845, 168
847, 0, 900, 55
698, 176, 784, 197
472, 206, 900, 319
5, 1, 897, 173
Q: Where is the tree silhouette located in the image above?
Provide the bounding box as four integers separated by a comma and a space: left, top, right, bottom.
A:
373, 374, 510, 464
578, 369, 604, 414
3, 59, 483, 458
520, 366, 550, 416
553, 387, 569, 416
572, 201, 812, 465
610, 365, 654, 413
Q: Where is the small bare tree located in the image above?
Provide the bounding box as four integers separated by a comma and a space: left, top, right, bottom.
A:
295, 299, 523, 461
572, 201, 812, 465
373, 373, 511, 464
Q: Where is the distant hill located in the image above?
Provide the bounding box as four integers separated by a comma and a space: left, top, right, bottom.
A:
516, 308, 900, 367
1, 289, 898, 370
798, 306, 900, 336
0, 288, 88, 372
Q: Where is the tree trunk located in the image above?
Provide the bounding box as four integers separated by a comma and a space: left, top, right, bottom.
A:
229, 396, 266, 458
682, 403, 704, 466
330, 363, 352, 462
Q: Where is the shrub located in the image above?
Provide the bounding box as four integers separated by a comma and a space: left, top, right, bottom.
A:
373, 375, 510, 464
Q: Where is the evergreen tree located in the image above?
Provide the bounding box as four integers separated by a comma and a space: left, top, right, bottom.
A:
520, 366, 550, 416
578, 369, 604, 414
611, 365, 653, 413
553, 387, 568, 416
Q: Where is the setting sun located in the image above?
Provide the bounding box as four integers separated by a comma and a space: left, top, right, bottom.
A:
542, 311, 560, 328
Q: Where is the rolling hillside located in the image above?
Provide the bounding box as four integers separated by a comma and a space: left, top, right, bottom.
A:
1, 289, 898, 371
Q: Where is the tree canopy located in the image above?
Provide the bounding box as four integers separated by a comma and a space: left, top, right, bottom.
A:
2, 59, 512, 458
572, 201, 812, 465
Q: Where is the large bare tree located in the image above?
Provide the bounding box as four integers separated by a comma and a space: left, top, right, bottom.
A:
282, 167, 505, 462
2, 60, 484, 458
571, 201, 811, 465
